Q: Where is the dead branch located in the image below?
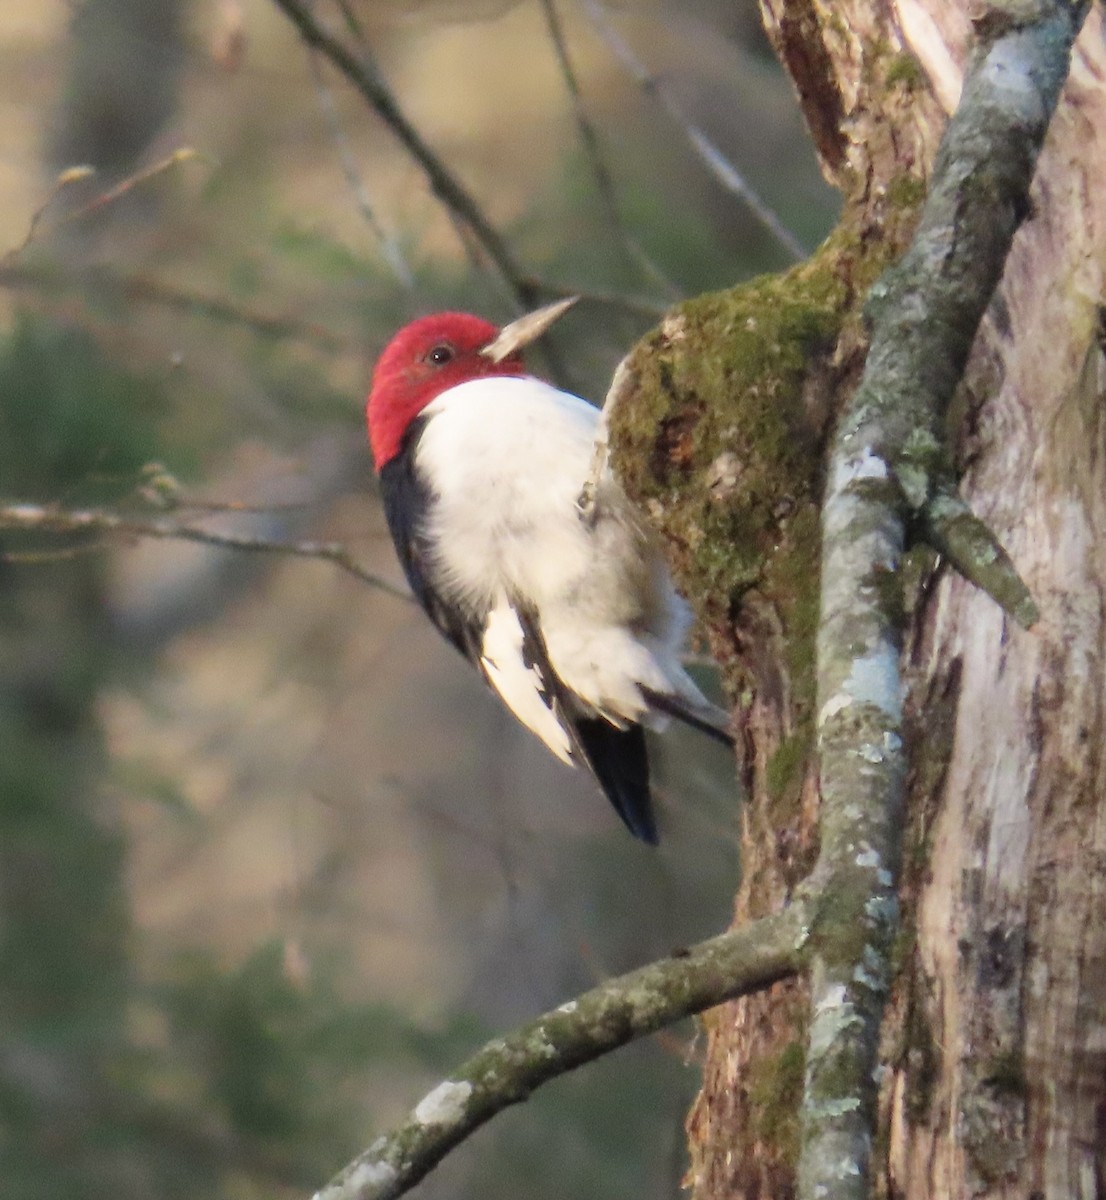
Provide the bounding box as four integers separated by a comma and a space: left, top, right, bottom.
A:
0, 259, 350, 351
537, 0, 680, 297
579, 0, 806, 263
305, 48, 416, 290
2, 150, 205, 262
0, 501, 410, 602
269, 0, 537, 312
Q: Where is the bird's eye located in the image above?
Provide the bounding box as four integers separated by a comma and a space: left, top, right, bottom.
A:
425, 343, 455, 367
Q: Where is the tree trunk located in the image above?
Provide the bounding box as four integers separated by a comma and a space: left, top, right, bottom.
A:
612, 2, 1106, 1196
880, 10, 1106, 1193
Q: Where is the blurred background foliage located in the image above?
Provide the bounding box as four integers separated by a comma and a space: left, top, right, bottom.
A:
0, 1, 837, 1197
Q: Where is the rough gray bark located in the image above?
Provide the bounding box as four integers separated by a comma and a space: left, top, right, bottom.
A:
889, 8, 1106, 1195
798, 12, 1084, 1197
676, 1, 1106, 1196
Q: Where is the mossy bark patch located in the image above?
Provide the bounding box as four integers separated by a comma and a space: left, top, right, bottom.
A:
608, 256, 847, 699
748, 1037, 807, 1165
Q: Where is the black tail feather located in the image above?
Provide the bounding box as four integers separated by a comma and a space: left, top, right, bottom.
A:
642, 689, 735, 748
509, 603, 659, 844
573, 718, 658, 845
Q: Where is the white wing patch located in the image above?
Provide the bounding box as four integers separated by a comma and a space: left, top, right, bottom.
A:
479, 598, 573, 764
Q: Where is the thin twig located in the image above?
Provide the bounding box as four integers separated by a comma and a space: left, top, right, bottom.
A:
332, 0, 367, 40
3, 165, 95, 260
580, 0, 806, 263
0, 257, 658, 345
538, 0, 680, 297
4, 150, 205, 263
269, 0, 537, 312
164, 497, 315, 515
312, 906, 809, 1200
306, 49, 416, 289
0, 502, 411, 602
61, 147, 206, 224
0, 259, 349, 351
524, 274, 666, 318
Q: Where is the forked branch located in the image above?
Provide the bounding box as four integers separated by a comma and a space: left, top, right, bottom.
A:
6, 6, 1087, 1199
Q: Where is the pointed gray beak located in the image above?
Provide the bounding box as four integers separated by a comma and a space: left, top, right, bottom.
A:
480, 296, 578, 363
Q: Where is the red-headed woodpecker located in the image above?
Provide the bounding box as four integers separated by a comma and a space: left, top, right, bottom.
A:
366, 300, 732, 844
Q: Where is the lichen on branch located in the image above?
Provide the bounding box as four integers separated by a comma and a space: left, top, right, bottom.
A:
311, 909, 809, 1200
800, 6, 1089, 1199
604, 6, 1086, 1200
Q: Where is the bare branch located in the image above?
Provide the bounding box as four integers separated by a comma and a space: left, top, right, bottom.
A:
801, 6, 1088, 1199
0, 258, 657, 350
580, 0, 806, 263
269, 0, 537, 312
523, 275, 666, 318
312, 906, 809, 1200
60, 147, 206, 225
305, 49, 416, 290
332, 0, 368, 41
537, 0, 680, 298
0, 258, 350, 351
3, 165, 95, 259
0, 502, 411, 602
4, 149, 206, 261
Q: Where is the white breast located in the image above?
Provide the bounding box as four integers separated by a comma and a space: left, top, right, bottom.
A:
415, 375, 703, 726
417, 376, 598, 606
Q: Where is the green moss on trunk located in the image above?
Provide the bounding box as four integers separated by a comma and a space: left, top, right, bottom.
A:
608, 248, 851, 729
748, 1038, 807, 1166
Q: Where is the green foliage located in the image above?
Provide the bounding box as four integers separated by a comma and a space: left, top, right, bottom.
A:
246, 347, 358, 431
0, 8, 851, 1197
0, 315, 154, 1200
272, 222, 377, 285
169, 946, 323, 1142
0, 313, 165, 501
0, 719, 126, 1030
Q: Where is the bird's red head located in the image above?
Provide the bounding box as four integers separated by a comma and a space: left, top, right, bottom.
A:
366, 312, 527, 469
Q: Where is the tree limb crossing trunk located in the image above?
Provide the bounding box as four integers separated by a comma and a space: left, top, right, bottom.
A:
680, 2, 1106, 1196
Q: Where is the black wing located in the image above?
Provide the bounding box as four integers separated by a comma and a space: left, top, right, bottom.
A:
379, 433, 484, 663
